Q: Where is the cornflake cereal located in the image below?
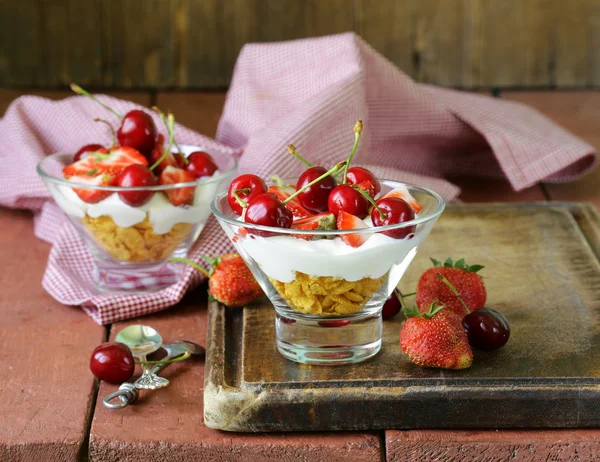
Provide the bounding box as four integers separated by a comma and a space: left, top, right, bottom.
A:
269, 271, 385, 316
82, 216, 192, 262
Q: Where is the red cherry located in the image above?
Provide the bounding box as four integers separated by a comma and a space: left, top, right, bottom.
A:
462, 307, 510, 351
74, 144, 105, 162
371, 197, 416, 239
346, 167, 381, 198
382, 292, 402, 319
117, 110, 157, 155
318, 320, 351, 327
117, 164, 157, 207
89, 342, 135, 384
295, 166, 337, 213
328, 184, 369, 219
186, 151, 218, 179
228, 174, 268, 215
244, 192, 293, 236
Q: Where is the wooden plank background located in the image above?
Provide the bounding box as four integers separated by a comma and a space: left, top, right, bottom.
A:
1, 0, 600, 89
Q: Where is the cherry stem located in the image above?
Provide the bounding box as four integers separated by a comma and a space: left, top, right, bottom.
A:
436, 274, 471, 314
149, 112, 175, 171
287, 144, 313, 167
70, 83, 123, 121
94, 118, 117, 147
342, 120, 363, 183
353, 185, 386, 220
154, 106, 185, 160
232, 189, 250, 208
168, 257, 210, 277
136, 351, 191, 365
283, 161, 347, 205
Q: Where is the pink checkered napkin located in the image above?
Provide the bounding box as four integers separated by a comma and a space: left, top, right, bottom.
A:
1, 32, 595, 324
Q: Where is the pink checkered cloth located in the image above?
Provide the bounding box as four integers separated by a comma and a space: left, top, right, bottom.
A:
0, 32, 596, 324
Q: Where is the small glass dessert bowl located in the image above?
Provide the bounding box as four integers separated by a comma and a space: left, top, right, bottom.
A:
211, 179, 445, 365
37, 145, 237, 293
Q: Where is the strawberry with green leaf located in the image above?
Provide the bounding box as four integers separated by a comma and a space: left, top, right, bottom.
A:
400, 302, 473, 370
416, 257, 486, 316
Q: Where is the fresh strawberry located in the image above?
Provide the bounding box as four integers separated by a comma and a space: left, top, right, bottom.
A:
400, 302, 473, 370
357, 180, 378, 199
292, 212, 335, 240
96, 146, 148, 175
63, 154, 102, 177
416, 258, 486, 316
381, 185, 422, 212
159, 166, 196, 206
336, 211, 370, 248
70, 174, 117, 204
148, 134, 180, 173
207, 254, 263, 307
268, 184, 312, 219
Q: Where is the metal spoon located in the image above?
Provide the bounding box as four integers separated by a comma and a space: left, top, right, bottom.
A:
116, 325, 166, 389
103, 340, 205, 409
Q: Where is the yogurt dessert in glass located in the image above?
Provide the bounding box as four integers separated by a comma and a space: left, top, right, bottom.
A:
212, 175, 444, 365
38, 145, 237, 292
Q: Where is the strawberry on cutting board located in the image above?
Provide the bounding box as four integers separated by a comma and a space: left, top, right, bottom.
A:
400, 302, 473, 370
416, 257, 486, 316
337, 211, 370, 248
159, 166, 196, 206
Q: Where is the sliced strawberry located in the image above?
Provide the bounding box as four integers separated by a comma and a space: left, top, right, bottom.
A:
63, 154, 102, 177
268, 185, 312, 219
337, 211, 370, 248
292, 212, 336, 240
159, 166, 196, 206
148, 134, 180, 173
381, 185, 422, 212
96, 146, 148, 176
357, 180, 378, 199
70, 174, 117, 204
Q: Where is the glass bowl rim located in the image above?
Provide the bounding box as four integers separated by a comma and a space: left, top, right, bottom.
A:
210, 179, 446, 237
36, 147, 238, 192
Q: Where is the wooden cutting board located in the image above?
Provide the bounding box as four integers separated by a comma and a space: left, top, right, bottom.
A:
204, 203, 600, 432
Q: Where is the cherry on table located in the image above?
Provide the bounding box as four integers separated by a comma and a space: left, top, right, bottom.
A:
228, 174, 268, 214
372, 197, 415, 239
346, 166, 381, 198
74, 144, 105, 162
90, 342, 135, 384
117, 164, 157, 207
462, 307, 510, 351
382, 291, 402, 319
186, 151, 218, 179
295, 166, 337, 213
244, 192, 293, 235
117, 109, 157, 155
328, 184, 369, 219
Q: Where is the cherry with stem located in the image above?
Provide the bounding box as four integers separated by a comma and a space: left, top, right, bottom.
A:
283, 161, 347, 205
153, 106, 185, 162
149, 112, 176, 171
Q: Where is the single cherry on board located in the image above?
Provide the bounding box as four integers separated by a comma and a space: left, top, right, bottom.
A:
228, 174, 268, 214
244, 192, 293, 235
328, 184, 369, 219
74, 144, 106, 162
117, 110, 157, 156
371, 197, 416, 239
116, 164, 157, 207
90, 342, 135, 384
295, 166, 337, 213
346, 166, 381, 198
186, 151, 218, 179
382, 291, 402, 319
462, 307, 510, 351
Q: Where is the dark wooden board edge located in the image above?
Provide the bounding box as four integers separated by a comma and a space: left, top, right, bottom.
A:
204, 202, 600, 432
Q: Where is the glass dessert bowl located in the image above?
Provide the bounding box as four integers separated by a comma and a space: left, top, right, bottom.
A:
212, 179, 445, 365
38, 145, 237, 292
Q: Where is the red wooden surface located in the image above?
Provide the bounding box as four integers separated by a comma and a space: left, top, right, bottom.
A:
1, 88, 597, 461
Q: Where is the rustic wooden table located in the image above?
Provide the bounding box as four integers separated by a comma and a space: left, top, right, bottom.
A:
1, 89, 600, 461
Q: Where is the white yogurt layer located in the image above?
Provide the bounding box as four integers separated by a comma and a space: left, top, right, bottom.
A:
236, 224, 428, 283
56, 176, 218, 234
